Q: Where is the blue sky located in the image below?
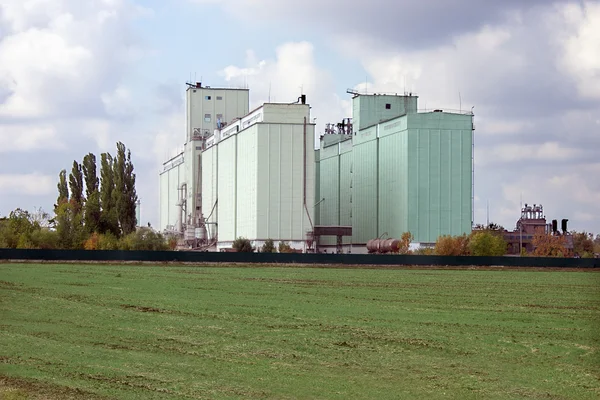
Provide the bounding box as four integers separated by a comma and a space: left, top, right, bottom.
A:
1, 0, 599, 234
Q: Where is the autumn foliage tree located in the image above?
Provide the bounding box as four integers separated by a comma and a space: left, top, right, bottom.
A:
397, 232, 413, 254
532, 233, 569, 257
572, 232, 595, 258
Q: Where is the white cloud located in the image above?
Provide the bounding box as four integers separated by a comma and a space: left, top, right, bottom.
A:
0, 173, 54, 195
0, 124, 66, 152
558, 2, 600, 99
218, 41, 350, 139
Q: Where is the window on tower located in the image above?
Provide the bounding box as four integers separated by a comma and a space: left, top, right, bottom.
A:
205, 95, 211, 100
204, 114, 211, 122
385, 103, 391, 109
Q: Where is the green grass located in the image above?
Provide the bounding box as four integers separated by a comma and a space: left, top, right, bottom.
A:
1, 263, 599, 399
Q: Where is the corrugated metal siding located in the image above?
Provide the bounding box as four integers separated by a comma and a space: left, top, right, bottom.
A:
236, 127, 258, 239
319, 111, 472, 246
318, 151, 339, 246
255, 123, 314, 242
217, 135, 237, 241
406, 113, 473, 243
339, 150, 352, 244
352, 139, 378, 243
378, 130, 407, 239
201, 147, 218, 240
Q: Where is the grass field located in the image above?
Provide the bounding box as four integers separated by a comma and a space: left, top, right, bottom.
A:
1, 263, 599, 399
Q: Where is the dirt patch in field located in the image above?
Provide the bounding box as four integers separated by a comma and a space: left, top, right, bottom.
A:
0, 375, 108, 400
120, 304, 165, 313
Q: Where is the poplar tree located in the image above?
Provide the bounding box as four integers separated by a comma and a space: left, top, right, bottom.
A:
113, 142, 138, 235
100, 152, 119, 236
56, 169, 69, 209
68, 160, 84, 213
82, 153, 101, 233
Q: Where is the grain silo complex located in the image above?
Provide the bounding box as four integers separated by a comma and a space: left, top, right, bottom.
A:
159, 83, 474, 252
160, 82, 315, 251
316, 90, 474, 252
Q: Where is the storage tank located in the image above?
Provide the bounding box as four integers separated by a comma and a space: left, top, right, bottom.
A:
367, 239, 377, 253
381, 239, 400, 254
195, 225, 208, 241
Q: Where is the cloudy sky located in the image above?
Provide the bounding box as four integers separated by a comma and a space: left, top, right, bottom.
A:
1, 0, 599, 234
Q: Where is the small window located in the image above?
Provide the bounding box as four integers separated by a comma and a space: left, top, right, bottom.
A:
216, 96, 223, 100
205, 95, 211, 100
216, 114, 223, 120
385, 103, 391, 109
204, 114, 211, 122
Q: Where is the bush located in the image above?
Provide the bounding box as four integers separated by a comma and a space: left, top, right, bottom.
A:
119, 228, 169, 251
413, 247, 435, 255
233, 237, 254, 252
261, 239, 276, 253
98, 232, 119, 250
397, 232, 413, 254
435, 234, 470, 256
469, 231, 506, 256
278, 241, 293, 253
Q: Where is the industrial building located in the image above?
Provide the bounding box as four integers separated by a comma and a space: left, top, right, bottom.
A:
159, 82, 315, 251
316, 90, 474, 252
501, 204, 573, 255
160, 83, 474, 252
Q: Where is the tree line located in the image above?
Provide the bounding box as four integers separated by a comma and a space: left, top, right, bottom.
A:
0, 142, 170, 251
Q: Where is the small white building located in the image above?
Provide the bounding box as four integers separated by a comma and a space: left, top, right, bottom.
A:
159, 83, 316, 251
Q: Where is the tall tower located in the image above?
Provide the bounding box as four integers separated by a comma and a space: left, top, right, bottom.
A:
183, 82, 249, 233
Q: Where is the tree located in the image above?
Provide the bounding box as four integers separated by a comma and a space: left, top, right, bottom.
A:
0, 209, 40, 248
100, 152, 119, 236
532, 233, 568, 257
82, 153, 101, 233
261, 239, 276, 253
397, 232, 413, 254
469, 231, 507, 256
473, 222, 505, 234
56, 169, 69, 209
69, 160, 84, 213
54, 200, 87, 249
113, 142, 138, 235
233, 237, 254, 252
572, 232, 595, 258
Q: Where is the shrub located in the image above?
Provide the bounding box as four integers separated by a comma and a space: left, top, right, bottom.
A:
233, 237, 254, 252
261, 239, 276, 253
278, 241, 293, 253
84, 232, 100, 250
119, 228, 169, 251
98, 232, 119, 250
397, 232, 413, 254
435, 234, 470, 256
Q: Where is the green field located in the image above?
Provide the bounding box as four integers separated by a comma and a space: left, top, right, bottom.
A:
1, 263, 599, 399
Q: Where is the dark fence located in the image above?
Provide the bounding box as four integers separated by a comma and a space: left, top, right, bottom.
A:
0, 248, 598, 268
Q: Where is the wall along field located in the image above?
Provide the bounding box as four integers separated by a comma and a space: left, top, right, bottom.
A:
1, 263, 599, 399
